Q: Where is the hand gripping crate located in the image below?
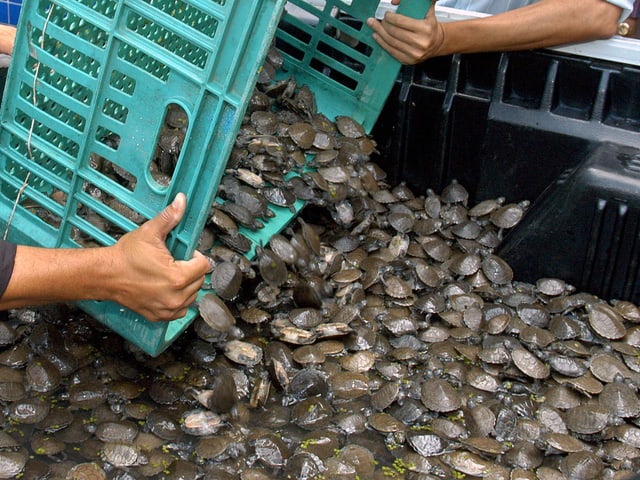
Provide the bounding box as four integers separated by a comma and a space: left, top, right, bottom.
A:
0, 0, 288, 354
0, 0, 430, 356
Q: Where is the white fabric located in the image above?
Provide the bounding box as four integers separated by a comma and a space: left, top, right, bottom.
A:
436, 0, 633, 21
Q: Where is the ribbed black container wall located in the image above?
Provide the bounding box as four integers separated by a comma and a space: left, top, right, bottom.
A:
372, 50, 640, 303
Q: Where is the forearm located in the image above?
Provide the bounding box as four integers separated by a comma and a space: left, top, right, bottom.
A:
438, 0, 622, 56
0, 24, 16, 55
0, 244, 119, 308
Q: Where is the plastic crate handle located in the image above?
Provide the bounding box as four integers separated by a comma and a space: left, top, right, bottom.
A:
393, 0, 432, 19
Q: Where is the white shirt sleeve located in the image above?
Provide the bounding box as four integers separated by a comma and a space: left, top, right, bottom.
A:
604, 0, 633, 21
437, 0, 633, 20
436, 0, 535, 14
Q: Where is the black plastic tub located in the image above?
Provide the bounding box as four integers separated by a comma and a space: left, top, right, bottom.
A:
372, 48, 640, 303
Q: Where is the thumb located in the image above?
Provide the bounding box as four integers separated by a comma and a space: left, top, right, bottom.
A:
148, 192, 187, 240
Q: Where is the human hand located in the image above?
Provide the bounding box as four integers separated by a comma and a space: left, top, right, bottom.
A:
108, 193, 210, 322
367, 2, 444, 64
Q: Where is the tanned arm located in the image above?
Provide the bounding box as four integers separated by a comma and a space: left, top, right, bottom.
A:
368, 0, 624, 65
1, 194, 210, 322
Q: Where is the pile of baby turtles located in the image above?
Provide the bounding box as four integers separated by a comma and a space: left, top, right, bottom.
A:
4, 49, 640, 480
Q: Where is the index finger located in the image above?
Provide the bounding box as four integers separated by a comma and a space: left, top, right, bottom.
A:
381, 10, 424, 29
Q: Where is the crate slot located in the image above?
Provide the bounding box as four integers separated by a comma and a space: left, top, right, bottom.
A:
124, 9, 210, 70
116, 43, 171, 82
5, 129, 75, 185
72, 198, 129, 245
108, 70, 137, 96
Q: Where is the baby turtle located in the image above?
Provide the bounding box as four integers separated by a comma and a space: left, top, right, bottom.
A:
256, 246, 289, 288
421, 378, 462, 413
0, 450, 27, 480
101, 443, 144, 468
261, 186, 297, 212
95, 421, 139, 444
251, 110, 279, 135
542, 432, 588, 454
288, 122, 316, 149
223, 340, 263, 367
450, 220, 481, 240
388, 211, 416, 234
230, 167, 265, 189
490, 202, 528, 229
297, 218, 322, 256
318, 165, 351, 185
218, 231, 252, 253
443, 451, 493, 477
611, 299, 640, 322
559, 451, 603, 479
586, 302, 626, 340
197, 293, 235, 333
65, 463, 107, 480
511, 347, 550, 379
381, 273, 413, 299
421, 237, 452, 262
536, 277, 570, 296
239, 306, 271, 325
217, 201, 264, 230
441, 179, 469, 205
468, 197, 505, 217
209, 207, 238, 234
335, 115, 365, 138
234, 185, 275, 219
564, 404, 609, 435
448, 252, 482, 277
287, 84, 317, 119
268, 234, 299, 265
598, 381, 640, 418
210, 261, 243, 300
481, 254, 514, 285
329, 372, 370, 400
188, 370, 237, 413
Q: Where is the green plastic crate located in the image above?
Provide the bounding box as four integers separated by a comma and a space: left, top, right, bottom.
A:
277, 0, 431, 132
0, 0, 430, 356
0, 0, 287, 355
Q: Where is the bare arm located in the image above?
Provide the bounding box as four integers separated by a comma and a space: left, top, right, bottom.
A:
0, 24, 15, 55
367, 0, 624, 65
1, 193, 210, 322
